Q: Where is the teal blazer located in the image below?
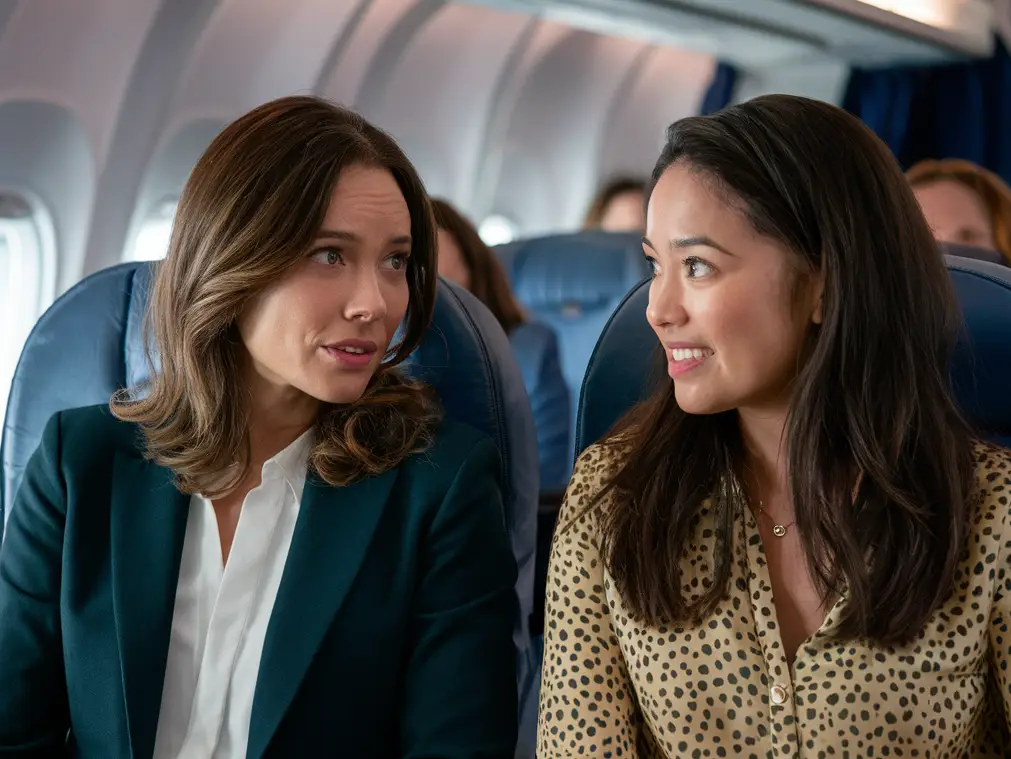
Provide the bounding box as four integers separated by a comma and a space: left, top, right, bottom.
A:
0, 404, 518, 758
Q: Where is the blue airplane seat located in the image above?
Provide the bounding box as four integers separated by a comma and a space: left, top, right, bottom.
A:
945, 242, 1007, 266
508, 320, 571, 492
0, 261, 541, 756
495, 231, 650, 465
947, 255, 1011, 448
575, 246, 1011, 461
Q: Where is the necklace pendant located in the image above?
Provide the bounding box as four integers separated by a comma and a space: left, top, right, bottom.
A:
772, 523, 787, 537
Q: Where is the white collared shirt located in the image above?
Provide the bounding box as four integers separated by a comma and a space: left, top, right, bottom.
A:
151, 428, 314, 759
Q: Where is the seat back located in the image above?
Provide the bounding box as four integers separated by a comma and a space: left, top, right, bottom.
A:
575, 249, 1011, 457
507, 320, 571, 491
946, 255, 1011, 446
0, 261, 541, 725
495, 231, 649, 462
944, 242, 1007, 266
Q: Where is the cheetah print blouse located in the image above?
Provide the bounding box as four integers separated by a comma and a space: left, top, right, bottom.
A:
537, 442, 1011, 758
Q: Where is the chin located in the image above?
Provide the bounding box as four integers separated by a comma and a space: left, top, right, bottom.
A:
317, 384, 371, 405
673, 387, 734, 416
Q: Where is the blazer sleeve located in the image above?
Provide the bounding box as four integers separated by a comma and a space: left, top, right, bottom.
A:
400, 436, 519, 759
537, 445, 645, 757
0, 413, 71, 757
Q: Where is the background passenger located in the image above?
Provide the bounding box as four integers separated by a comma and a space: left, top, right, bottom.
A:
538, 95, 1011, 756
582, 176, 647, 232
432, 198, 571, 491
908, 157, 1011, 265
0, 96, 518, 759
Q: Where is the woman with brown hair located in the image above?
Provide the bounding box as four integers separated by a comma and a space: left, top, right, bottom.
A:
538, 95, 1011, 756
432, 198, 571, 490
582, 176, 646, 232
908, 157, 1011, 265
0, 96, 518, 759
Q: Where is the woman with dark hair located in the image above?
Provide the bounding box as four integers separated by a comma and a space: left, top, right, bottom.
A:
432, 198, 571, 490
537, 94, 1011, 756
0, 96, 518, 758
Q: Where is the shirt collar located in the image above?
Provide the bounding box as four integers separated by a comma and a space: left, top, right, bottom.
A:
261, 426, 315, 502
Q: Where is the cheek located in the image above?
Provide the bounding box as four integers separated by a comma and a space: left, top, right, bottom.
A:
238, 291, 288, 358
382, 279, 411, 336
245, 280, 332, 356
703, 289, 803, 367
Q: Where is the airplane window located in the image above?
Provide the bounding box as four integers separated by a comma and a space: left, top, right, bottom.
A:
478, 214, 519, 246
0, 194, 51, 422
126, 199, 177, 262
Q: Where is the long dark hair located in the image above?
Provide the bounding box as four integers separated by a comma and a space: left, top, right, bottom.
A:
431, 198, 526, 333
592, 94, 975, 645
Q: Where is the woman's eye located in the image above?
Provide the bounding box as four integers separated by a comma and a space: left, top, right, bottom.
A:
311, 248, 343, 266
386, 252, 410, 271
644, 255, 659, 276
683, 256, 713, 278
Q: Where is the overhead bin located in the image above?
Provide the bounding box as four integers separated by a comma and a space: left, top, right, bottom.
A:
465, 0, 994, 66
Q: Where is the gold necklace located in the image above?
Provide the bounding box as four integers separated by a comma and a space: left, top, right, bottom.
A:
756, 499, 796, 538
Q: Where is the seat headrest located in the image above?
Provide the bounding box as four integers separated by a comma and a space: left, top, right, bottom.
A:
404, 279, 540, 541
3, 262, 142, 531
500, 231, 647, 316
942, 243, 1007, 267
945, 254, 1011, 445
577, 253, 1011, 456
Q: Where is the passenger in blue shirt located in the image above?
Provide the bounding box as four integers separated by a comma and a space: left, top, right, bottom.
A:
432, 199, 571, 491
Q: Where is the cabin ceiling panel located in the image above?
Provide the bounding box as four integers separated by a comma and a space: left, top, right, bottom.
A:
598, 46, 715, 182
734, 55, 849, 106
169, 0, 367, 130
0, 0, 161, 167
0, 100, 94, 292
124, 118, 224, 262
489, 30, 649, 234
0, 0, 18, 39
469, 19, 574, 218
319, 0, 435, 109
83, 0, 223, 277
366, 3, 533, 209
353, 0, 450, 118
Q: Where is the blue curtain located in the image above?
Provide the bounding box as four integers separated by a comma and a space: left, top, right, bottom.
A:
700, 62, 738, 115
842, 38, 1011, 182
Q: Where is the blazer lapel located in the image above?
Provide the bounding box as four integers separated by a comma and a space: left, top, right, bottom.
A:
246, 468, 398, 759
110, 451, 189, 759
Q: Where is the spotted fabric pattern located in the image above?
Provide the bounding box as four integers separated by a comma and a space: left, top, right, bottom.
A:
537, 441, 1011, 758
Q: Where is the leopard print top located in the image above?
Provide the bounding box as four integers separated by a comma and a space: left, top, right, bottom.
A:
537, 441, 1011, 758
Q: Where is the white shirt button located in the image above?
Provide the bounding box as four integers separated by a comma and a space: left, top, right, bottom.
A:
770, 684, 789, 705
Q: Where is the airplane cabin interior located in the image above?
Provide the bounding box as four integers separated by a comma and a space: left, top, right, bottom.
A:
1, 0, 1011, 757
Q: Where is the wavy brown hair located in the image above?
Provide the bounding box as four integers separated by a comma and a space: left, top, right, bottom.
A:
588, 95, 975, 646
582, 176, 646, 229
111, 95, 441, 497
431, 198, 526, 334
907, 157, 1011, 265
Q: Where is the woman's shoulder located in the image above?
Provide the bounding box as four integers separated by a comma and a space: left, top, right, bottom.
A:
46, 402, 140, 453
970, 440, 1011, 513
570, 438, 628, 488
556, 437, 632, 527
405, 418, 499, 479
